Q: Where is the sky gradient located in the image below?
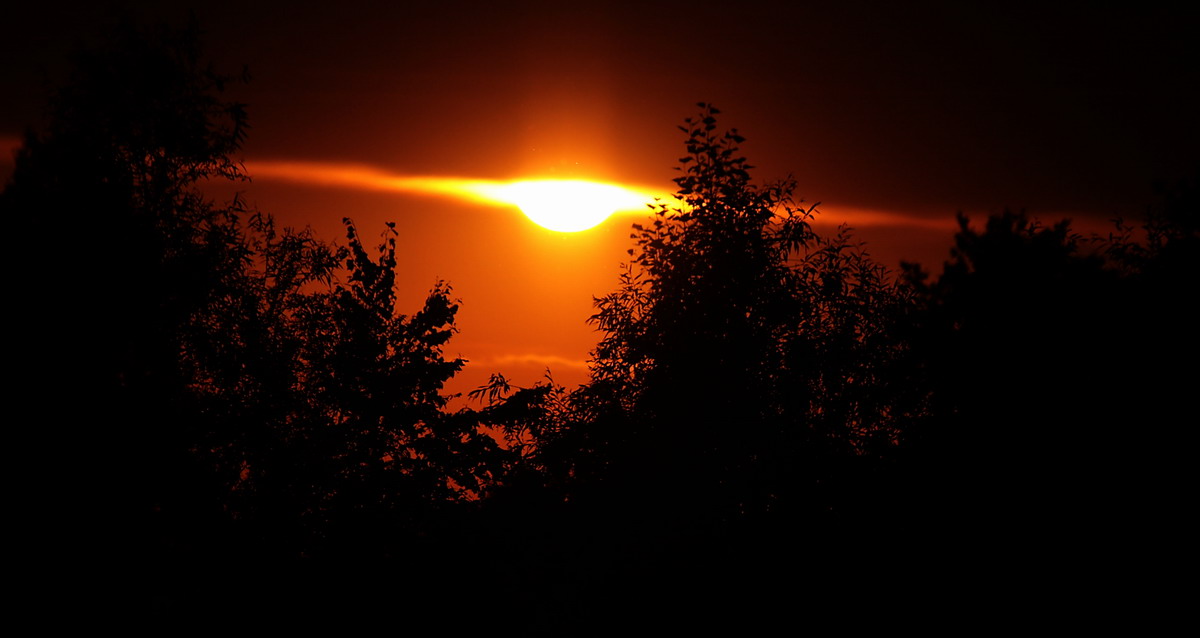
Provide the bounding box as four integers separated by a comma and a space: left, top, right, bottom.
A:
4, 1, 1195, 396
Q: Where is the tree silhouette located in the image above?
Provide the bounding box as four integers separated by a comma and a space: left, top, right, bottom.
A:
2, 20, 514, 570
276, 219, 508, 551
560, 104, 922, 530
175, 213, 513, 555
901, 212, 1109, 525
0, 19, 263, 565
13, 15, 1190, 620
901, 199, 1197, 558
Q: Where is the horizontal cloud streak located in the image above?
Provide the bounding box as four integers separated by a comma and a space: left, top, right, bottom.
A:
472, 353, 590, 370
247, 160, 508, 206
248, 160, 662, 213
245, 159, 957, 231
812, 206, 959, 231
1, 135, 21, 164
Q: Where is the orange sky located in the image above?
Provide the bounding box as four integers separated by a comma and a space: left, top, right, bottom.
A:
3, 2, 1195, 402
201, 159, 963, 400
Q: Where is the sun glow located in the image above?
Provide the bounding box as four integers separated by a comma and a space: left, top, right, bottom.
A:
246, 162, 658, 233
476, 179, 653, 232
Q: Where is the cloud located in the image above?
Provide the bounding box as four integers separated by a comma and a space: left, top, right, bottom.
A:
246, 160, 504, 204
246, 160, 661, 212
810, 206, 960, 231
245, 159, 958, 232
472, 353, 590, 370
1, 135, 21, 162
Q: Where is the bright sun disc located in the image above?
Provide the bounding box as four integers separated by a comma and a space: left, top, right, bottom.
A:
491, 179, 650, 232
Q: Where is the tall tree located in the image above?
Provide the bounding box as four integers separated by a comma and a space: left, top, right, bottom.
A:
566, 104, 921, 527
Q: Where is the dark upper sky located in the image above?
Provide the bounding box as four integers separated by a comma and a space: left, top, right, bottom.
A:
5, 1, 1196, 218
4, 1, 1196, 393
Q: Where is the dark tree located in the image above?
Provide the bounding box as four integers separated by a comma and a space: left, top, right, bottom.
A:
1, 19, 260, 563
902, 213, 1111, 525
266, 219, 507, 553
2, 20, 514, 581
901, 196, 1197, 568
179, 214, 510, 556
556, 105, 922, 531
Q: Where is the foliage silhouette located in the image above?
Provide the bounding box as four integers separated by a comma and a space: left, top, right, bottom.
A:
549, 104, 923, 530
10, 15, 1193, 622
181, 215, 514, 555
0, 19, 264, 567
902, 212, 1109, 521
2, 20, 515, 566
900, 196, 1197, 552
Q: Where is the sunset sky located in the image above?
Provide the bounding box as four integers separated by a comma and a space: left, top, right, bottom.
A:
4, 1, 1196, 397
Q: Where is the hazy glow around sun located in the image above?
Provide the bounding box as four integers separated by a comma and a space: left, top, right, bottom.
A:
479, 179, 653, 232
245, 161, 658, 232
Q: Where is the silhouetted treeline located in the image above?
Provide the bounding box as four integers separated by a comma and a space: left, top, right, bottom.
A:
9, 20, 1193, 626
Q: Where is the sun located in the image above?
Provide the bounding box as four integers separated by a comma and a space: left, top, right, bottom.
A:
488, 179, 652, 232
